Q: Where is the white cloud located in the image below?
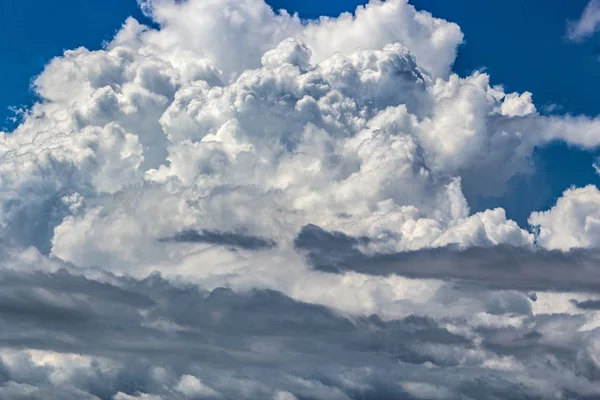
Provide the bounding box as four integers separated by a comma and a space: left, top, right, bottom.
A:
529, 185, 600, 251
500, 91, 536, 117
567, 0, 600, 42
273, 392, 298, 400
137, 0, 463, 80
174, 375, 221, 398
44, 45, 553, 271
4, 0, 600, 271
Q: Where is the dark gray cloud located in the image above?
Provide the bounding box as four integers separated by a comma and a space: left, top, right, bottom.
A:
0, 265, 596, 399
161, 229, 277, 250
572, 299, 600, 310
0, 268, 469, 367
295, 224, 600, 293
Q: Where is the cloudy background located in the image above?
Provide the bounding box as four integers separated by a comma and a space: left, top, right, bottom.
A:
2, 0, 600, 398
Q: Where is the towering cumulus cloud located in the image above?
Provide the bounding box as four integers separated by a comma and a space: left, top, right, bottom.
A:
3, 0, 600, 398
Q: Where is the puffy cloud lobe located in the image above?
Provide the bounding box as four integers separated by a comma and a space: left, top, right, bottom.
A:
530, 185, 600, 251
261, 38, 313, 72
138, 0, 463, 79
500, 91, 536, 117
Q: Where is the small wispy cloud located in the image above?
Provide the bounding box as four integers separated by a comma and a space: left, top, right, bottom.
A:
567, 0, 600, 42
593, 157, 600, 175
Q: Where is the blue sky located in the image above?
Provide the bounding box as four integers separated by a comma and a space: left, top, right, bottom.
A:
1, 0, 598, 226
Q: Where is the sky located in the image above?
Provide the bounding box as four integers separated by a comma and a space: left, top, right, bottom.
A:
4, 0, 600, 399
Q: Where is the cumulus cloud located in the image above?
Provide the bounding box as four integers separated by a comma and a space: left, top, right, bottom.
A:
3, 0, 600, 398
5, 0, 600, 267
567, 0, 600, 42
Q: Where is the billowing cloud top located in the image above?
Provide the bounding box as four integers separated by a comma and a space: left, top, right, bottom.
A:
3, 0, 600, 398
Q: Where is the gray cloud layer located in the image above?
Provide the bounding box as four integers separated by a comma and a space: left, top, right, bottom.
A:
0, 266, 598, 399
296, 224, 600, 293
